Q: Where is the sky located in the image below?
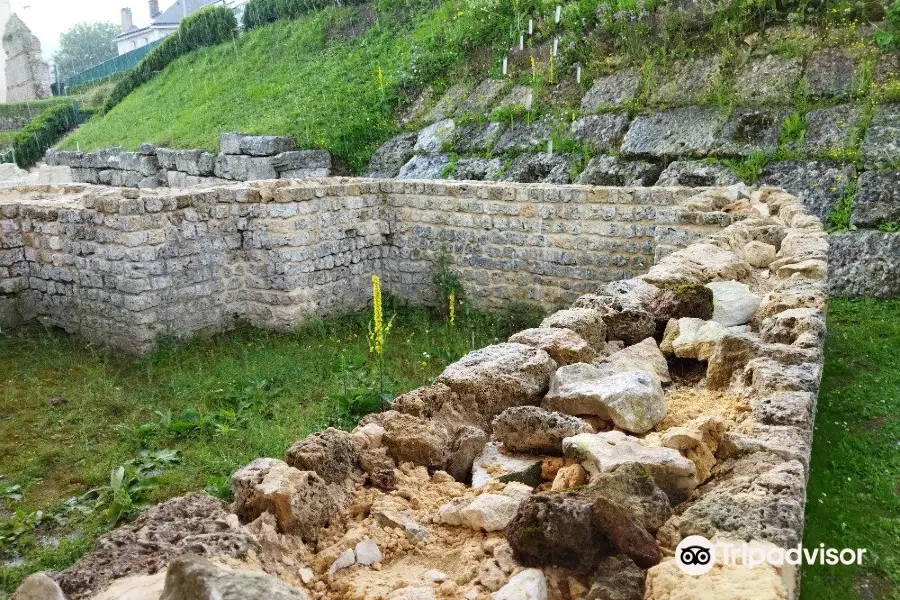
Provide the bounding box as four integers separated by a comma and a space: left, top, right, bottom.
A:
9, 0, 156, 60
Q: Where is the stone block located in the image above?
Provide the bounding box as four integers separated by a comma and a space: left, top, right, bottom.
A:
581, 69, 640, 111
108, 152, 159, 177
852, 170, 900, 228
655, 160, 739, 187
221, 132, 295, 156
758, 159, 856, 221
569, 113, 630, 153
501, 153, 571, 184
620, 107, 725, 159
425, 82, 472, 122
803, 104, 862, 156
450, 157, 502, 181
456, 79, 507, 115
365, 132, 418, 177
806, 47, 858, 99
272, 150, 331, 179
862, 103, 900, 168
733, 55, 802, 105
714, 108, 785, 157
414, 119, 456, 154
454, 122, 505, 154
575, 155, 662, 186
492, 120, 553, 154
397, 154, 450, 179
496, 85, 533, 111
828, 231, 900, 298
650, 55, 722, 105
214, 154, 277, 181
173, 149, 217, 176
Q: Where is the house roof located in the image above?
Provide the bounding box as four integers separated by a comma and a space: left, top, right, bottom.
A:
152, 0, 220, 26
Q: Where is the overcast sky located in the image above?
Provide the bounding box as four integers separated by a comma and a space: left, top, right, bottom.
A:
10, 0, 155, 60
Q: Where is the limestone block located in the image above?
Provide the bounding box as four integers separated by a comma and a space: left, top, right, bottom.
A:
581, 69, 640, 111
806, 47, 858, 99
803, 104, 862, 156
758, 159, 856, 222
569, 113, 631, 153
715, 108, 785, 158
655, 160, 739, 187
620, 107, 725, 159
501, 153, 571, 184
733, 55, 802, 105
576, 155, 662, 186
851, 170, 900, 228
861, 103, 900, 169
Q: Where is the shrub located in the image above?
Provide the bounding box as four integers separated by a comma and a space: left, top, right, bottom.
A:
242, 0, 368, 30
12, 103, 87, 168
104, 6, 237, 112
874, 1, 900, 48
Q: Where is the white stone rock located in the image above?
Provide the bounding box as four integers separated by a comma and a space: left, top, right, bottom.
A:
459, 493, 522, 532
502, 481, 533, 502
471, 442, 543, 488
390, 587, 438, 600
11, 573, 66, 600
707, 281, 762, 327
491, 569, 548, 600
92, 572, 167, 600
595, 337, 671, 384
352, 422, 386, 448
329, 548, 356, 573
563, 431, 698, 504
0, 162, 28, 183
354, 539, 383, 566
661, 317, 730, 360
543, 367, 666, 434
414, 119, 456, 154
423, 569, 449, 583
743, 241, 777, 268
299, 568, 314, 584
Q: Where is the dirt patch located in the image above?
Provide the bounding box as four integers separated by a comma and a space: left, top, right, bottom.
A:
656, 387, 751, 431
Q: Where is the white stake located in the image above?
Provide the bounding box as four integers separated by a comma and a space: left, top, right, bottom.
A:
548, 139, 553, 156
576, 63, 582, 84
528, 18, 533, 35
519, 34, 524, 50
502, 57, 508, 76
555, 5, 561, 23
553, 37, 558, 57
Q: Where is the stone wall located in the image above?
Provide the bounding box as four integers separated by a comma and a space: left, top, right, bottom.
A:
37, 184, 828, 600
45, 132, 334, 190
0, 179, 739, 353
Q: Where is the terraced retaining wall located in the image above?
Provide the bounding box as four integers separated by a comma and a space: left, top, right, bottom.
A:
25, 184, 827, 600
0, 179, 742, 352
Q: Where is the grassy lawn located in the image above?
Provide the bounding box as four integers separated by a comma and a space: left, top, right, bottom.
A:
0, 300, 540, 597
802, 299, 900, 600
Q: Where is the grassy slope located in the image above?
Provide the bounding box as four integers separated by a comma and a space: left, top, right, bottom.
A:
0, 302, 539, 596
802, 299, 900, 599
57, 0, 514, 172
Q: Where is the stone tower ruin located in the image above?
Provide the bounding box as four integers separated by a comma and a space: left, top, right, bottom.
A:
2, 13, 51, 102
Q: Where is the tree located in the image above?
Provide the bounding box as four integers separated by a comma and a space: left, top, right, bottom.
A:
53, 22, 121, 82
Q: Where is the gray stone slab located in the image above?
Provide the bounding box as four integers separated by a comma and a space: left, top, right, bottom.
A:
397, 154, 451, 179
166, 171, 230, 188
213, 154, 278, 181
107, 152, 159, 177
271, 150, 331, 174
655, 160, 739, 187
450, 157, 502, 181
492, 120, 553, 154
758, 159, 856, 221
862, 103, 900, 169
365, 132, 418, 178
650, 55, 722, 105
733, 55, 803, 105
806, 47, 858, 99
457, 79, 507, 116
173, 149, 216, 177
501, 153, 571, 184
496, 85, 534, 111
569, 113, 630, 153
454, 122, 505, 154
714, 108, 785, 157
580, 69, 640, 112
803, 104, 862, 156
575, 155, 662, 186
414, 119, 456, 154
426, 82, 472, 123
852, 170, 900, 228
620, 106, 725, 159
221, 133, 295, 156
874, 53, 900, 87
828, 231, 900, 298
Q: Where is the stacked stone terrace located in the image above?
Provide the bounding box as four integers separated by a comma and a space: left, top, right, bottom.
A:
13, 185, 827, 600
0, 179, 742, 352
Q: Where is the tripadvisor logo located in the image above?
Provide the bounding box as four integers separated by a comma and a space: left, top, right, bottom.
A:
676, 536, 868, 576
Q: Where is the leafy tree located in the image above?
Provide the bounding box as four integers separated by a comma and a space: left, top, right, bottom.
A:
53, 22, 120, 81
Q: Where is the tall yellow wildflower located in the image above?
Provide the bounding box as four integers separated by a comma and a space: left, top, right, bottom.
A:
368, 274, 393, 358
449, 290, 456, 326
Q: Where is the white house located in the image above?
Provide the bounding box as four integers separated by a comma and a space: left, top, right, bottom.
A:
115, 0, 226, 56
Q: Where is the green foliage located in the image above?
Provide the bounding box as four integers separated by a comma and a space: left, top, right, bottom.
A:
53, 22, 121, 82
103, 6, 237, 112
243, 0, 369, 29
725, 150, 770, 184
432, 253, 464, 317
803, 299, 900, 598
874, 1, 900, 48
826, 179, 858, 231
877, 220, 900, 232
12, 103, 87, 168
780, 111, 807, 153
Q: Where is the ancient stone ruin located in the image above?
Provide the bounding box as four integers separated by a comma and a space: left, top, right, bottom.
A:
3, 180, 826, 600
1, 13, 51, 102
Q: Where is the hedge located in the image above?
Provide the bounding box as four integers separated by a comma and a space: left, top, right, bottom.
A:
12, 103, 89, 168
243, 0, 368, 30
104, 6, 237, 113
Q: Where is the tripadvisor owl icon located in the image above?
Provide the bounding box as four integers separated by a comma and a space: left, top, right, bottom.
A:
676, 535, 716, 576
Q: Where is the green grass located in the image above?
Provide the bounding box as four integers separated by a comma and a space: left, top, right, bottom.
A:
803, 298, 900, 600
58, 0, 529, 172
0, 300, 541, 597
